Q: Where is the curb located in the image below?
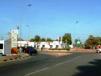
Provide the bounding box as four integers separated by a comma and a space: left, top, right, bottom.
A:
0, 53, 30, 64
40, 51, 72, 57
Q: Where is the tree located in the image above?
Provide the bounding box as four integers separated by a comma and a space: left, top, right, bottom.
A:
75, 39, 82, 48
95, 37, 101, 45
30, 38, 35, 42
46, 38, 53, 42
34, 35, 41, 42
18, 37, 24, 41
85, 35, 95, 49
30, 35, 54, 42
62, 33, 72, 45
41, 38, 46, 42
84, 35, 101, 49
59, 36, 62, 42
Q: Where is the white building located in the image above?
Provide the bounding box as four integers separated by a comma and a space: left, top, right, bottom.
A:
17, 41, 35, 47
17, 41, 63, 49
38, 42, 50, 49
4, 29, 19, 54
50, 41, 62, 48
0, 40, 4, 55
17, 40, 73, 49
38, 41, 63, 49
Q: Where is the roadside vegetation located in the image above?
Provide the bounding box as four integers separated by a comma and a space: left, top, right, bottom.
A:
29, 34, 101, 50
85, 35, 101, 49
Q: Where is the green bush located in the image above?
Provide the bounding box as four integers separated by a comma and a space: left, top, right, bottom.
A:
66, 47, 70, 51
49, 48, 70, 51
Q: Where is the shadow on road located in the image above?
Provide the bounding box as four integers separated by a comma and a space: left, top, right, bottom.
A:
73, 59, 101, 76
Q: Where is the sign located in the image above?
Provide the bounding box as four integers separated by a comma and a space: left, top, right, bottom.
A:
10, 29, 18, 48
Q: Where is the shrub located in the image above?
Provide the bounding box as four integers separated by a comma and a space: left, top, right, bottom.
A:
49, 48, 70, 51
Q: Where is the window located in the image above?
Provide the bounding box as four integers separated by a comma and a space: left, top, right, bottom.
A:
56, 45, 59, 49
42, 45, 45, 48
0, 44, 3, 49
50, 45, 53, 48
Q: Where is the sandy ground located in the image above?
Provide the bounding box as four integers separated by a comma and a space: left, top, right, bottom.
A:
0, 53, 29, 64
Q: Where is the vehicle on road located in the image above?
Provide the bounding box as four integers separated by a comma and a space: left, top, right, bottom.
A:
25, 46, 38, 55
96, 45, 101, 53
96, 48, 101, 53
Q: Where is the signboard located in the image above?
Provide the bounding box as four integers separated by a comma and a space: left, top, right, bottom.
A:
10, 29, 18, 48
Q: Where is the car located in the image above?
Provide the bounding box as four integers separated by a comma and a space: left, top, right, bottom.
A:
27, 46, 38, 55
96, 48, 101, 53
96, 45, 101, 53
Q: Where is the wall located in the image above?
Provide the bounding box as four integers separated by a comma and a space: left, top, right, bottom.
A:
0, 40, 4, 54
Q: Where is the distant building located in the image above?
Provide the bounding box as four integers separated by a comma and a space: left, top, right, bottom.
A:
0, 40, 4, 55
17, 40, 74, 51
17, 40, 63, 49
38, 42, 50, 49
4, 39, 11, 54
17, 41, 35, 47
37, 41, 63, 49
49, 41, 62, 49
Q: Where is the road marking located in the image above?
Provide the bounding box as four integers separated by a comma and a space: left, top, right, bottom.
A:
54, 56, 81, 67
25, 67, 49, 76
24, 55, 81, 76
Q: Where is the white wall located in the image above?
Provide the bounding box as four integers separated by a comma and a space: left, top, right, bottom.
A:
0, 40, 4, 54
27, 42, 35, 47
17, 41, 27, 47
17, 41, 35, 47
38, 41, 62, 49
39, 42, 50, 49
49, 41, 62, 48
17, 41, 63, 49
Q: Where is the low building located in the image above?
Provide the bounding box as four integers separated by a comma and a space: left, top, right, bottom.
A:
4, 29, 18, 55
17, 40, 73, 50
0, 40, 4, 55
38, 42, 50, 49
4, 39, 11, 54
49, 41, 62, 49
17, 41, 63, 49
17, 41, 35, 47
37, 41, 63, 49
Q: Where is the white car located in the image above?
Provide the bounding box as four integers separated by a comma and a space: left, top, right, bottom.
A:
96, 48, 101, 53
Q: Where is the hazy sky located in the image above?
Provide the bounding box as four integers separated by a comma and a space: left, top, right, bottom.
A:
0, 0, 101, 41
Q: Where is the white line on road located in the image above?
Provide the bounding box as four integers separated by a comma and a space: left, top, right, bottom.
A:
54, 56, 81, 67
25, 67, 49, 76
24, 55, 81, 76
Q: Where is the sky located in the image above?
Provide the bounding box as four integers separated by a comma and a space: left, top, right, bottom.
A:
0, 0, 101, 41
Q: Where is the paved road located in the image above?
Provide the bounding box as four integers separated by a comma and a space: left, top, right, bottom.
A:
0, 53, 101, 76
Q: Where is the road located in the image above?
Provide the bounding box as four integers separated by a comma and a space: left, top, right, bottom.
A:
0, 53, 101, 76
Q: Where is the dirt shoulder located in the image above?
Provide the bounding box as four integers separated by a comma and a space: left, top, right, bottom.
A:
0, 53, 30, 64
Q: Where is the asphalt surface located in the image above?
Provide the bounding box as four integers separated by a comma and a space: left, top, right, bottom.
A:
0, 52, 101, 76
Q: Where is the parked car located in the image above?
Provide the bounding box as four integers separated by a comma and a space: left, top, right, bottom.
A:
26, 46, 38, 55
